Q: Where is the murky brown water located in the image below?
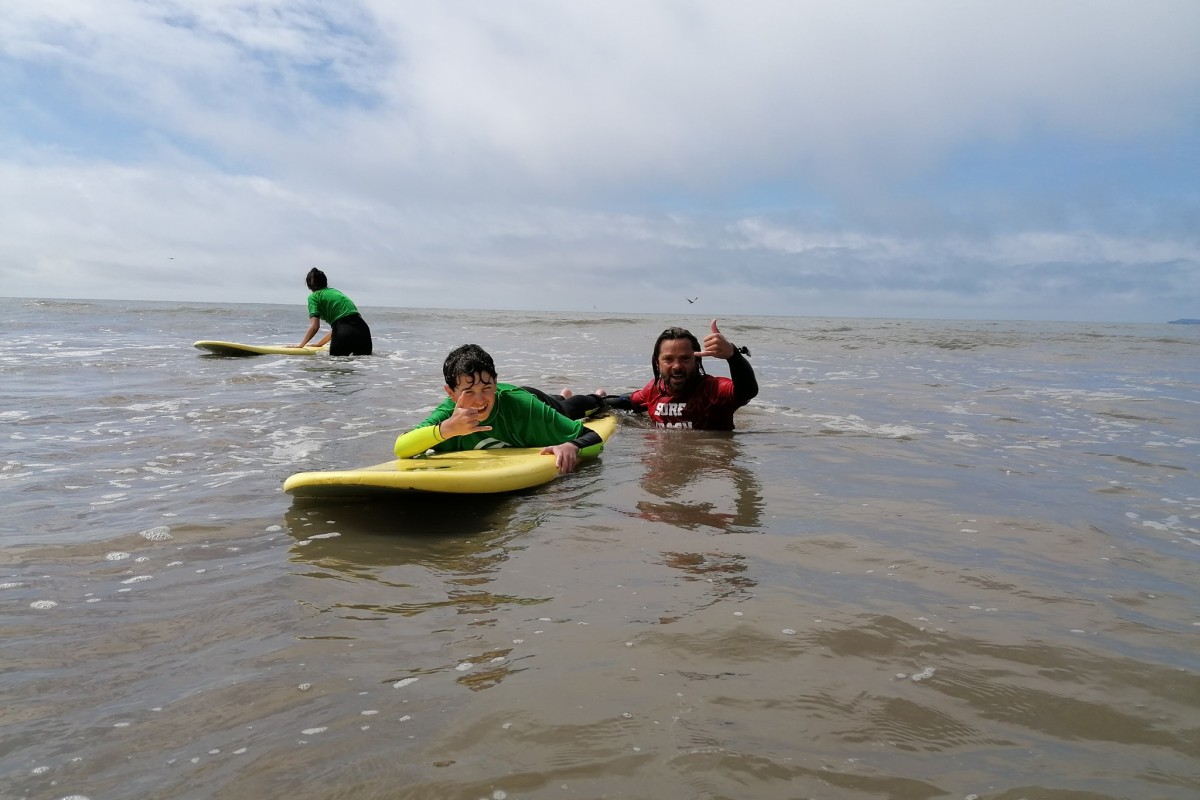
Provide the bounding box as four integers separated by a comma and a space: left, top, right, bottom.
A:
3, 299, 1198, 798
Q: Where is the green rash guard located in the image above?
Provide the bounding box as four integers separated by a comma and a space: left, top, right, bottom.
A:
307, 288, 359, 324
395, 383, 595, 457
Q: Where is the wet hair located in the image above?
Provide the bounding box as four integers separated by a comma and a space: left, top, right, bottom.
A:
305, 268, 328, 291
443, 344, 497, 390
651, 326, 706, 382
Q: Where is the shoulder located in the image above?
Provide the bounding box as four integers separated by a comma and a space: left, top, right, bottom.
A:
632, 379, 657, 398
492, 383, 529, 407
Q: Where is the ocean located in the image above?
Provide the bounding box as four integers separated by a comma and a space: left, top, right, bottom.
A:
2, 297, 1198, 800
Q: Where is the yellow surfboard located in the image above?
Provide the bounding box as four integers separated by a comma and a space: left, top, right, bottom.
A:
194, 340, 328, 356
284, 414, 618, 497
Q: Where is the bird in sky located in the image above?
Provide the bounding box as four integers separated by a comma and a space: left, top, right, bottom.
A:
686, 297, 697, 304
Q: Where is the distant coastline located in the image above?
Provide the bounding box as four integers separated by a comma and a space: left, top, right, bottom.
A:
1168, 318, 1200, 324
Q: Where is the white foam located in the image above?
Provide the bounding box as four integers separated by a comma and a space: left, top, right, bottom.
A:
30, 600, 58, 609
140, 526, 173, 541
127, 400, 185, 413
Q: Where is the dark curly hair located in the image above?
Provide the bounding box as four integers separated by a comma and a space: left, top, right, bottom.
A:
442, 344, 497, 390
305, 268, 328, 291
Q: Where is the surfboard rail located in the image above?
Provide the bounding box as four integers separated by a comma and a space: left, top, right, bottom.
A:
194, 340, 328, 356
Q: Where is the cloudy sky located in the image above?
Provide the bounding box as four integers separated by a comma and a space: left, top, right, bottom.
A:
2, 1, 1197, 322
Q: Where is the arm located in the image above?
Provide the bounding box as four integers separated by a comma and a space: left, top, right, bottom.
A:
394, 423, 444, 459
394, 394, 491, 459
698, 318, 758, 405
571, 428, 603, 453
294, 316, 321, 348
540, 427, 603, 474
507, 389, 600, 474
602, 393, 642, 412
727, 349, 758, 405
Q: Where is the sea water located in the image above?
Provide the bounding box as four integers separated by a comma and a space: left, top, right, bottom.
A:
2, 297, 1198, 799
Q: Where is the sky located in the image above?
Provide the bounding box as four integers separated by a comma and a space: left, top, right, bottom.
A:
1, 1, 1198, 322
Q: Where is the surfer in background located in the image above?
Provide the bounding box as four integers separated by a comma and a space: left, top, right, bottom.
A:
393, 344, 606, 474
292, 268, 373, 356
601, 319, 757, 430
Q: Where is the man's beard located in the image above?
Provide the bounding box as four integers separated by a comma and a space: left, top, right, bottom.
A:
659, 369, 697, 395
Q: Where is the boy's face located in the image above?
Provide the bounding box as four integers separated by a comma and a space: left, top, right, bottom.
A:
446, 371, 497, 419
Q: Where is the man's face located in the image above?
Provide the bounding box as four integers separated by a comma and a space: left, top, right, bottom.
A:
656, 338, 698, 394
446, 371, 497, 419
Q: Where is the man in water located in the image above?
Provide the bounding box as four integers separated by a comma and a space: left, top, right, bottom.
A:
604, 319, 758, 430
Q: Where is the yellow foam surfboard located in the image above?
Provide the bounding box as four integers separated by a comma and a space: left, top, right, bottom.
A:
284, 414, 618, 497
194, 340, 329, 356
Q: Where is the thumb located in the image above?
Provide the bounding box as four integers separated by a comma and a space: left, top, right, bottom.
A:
710, 318, 720, 334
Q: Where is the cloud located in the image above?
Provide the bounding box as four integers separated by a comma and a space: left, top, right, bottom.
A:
1, 0, 1197, 321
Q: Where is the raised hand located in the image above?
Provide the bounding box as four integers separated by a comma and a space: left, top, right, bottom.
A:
697, 318, 735, 360
440, 386, 494, 439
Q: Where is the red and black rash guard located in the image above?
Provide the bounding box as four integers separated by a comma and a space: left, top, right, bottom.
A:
606, 350, 758, 430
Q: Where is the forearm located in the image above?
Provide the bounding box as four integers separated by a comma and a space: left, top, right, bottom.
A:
602, 394, 640, 412
728, 350, 759, 404
394, 423, 444, 458
570, 428, 603, 456
298, 318, 321, 346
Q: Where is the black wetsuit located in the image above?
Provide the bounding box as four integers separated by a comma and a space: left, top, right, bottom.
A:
330, 313, 372, 356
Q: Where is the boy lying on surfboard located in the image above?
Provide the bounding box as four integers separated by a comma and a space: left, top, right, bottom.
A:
393, 344, 607, 474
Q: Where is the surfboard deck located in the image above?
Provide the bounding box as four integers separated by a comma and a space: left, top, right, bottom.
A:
194, 340, 328, 356
284, 414, 618, 497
